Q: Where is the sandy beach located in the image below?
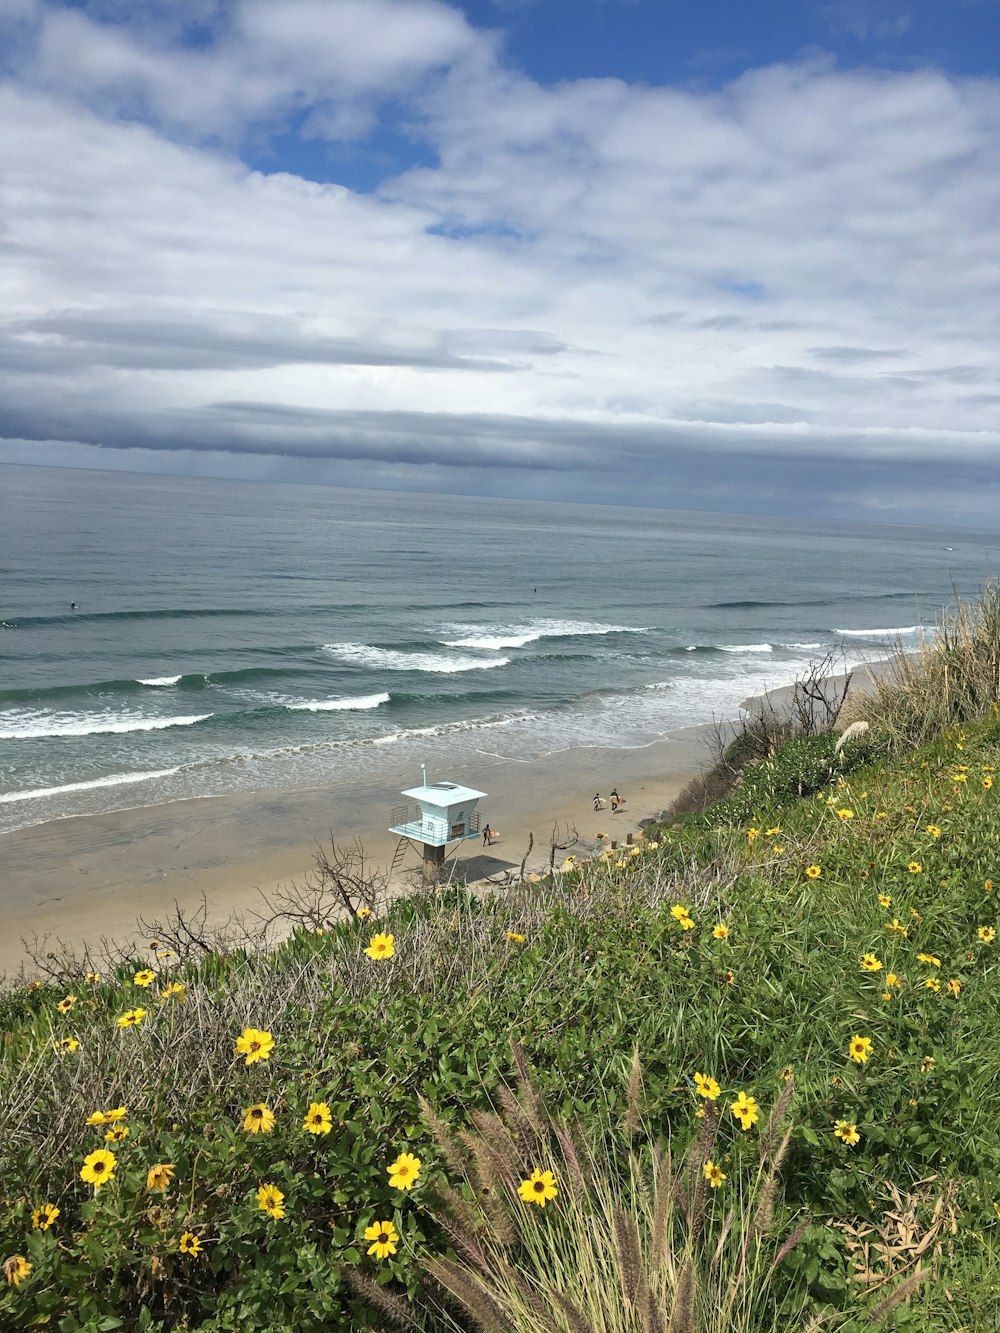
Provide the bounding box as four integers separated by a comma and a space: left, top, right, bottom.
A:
0, 724, 713, 978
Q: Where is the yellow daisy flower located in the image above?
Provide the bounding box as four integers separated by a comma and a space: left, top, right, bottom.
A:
364, 932, 395, 960
364, 1219, 399, 1258
517, 1169, 559, 1207
387, 1151, 422, 1190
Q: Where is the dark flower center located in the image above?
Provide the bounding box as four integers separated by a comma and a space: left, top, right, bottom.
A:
533, 1181, 544, 1193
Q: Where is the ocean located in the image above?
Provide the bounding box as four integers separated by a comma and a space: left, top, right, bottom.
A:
1, 464, 995, 837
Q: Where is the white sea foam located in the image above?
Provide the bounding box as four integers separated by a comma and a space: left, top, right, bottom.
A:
441, 619, 647, 651
0, 768, 182, 804
137, 675, 182, 686
322, 644, 510, 673
287, 692, 390, 712
782, 642, 825, 651
0, 711, 213, 740
719, 643, 774, 653
834, 626, 920, 637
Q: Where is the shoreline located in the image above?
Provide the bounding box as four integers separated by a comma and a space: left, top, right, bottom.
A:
0, 724, 713, 978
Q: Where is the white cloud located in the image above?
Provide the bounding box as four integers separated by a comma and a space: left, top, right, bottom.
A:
1, 1, 999, 519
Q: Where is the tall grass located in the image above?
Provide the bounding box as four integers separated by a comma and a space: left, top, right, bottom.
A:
406, 1057, 833, 1333
850, 582, 1000, 749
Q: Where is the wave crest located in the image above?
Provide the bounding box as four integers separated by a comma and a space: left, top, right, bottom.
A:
322, 644, 510, 674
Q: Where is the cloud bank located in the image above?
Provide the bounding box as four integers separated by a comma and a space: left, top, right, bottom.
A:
2, 0, 998, 519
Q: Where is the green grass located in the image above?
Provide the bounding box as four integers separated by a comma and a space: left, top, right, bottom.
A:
2, 718, 1000, 1329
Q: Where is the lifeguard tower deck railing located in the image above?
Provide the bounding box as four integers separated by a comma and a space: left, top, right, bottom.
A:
389, 804, 481, 844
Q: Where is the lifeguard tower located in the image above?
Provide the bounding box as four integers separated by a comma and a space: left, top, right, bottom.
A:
389, 770, 487, 886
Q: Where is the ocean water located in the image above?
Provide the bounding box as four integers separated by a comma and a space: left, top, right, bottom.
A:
1, 464, 996, 836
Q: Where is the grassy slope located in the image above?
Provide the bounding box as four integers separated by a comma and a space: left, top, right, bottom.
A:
2, 722, 999, 1330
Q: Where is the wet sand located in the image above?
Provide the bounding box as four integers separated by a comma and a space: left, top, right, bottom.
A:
0, 725, 714, 978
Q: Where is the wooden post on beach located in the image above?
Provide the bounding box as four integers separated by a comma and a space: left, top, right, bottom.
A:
421, 842, 445, 887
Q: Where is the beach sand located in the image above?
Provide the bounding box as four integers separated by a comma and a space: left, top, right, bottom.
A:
0, 725, 713, 978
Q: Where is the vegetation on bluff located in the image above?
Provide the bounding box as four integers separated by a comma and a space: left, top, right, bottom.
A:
3, 587, 1000, 1331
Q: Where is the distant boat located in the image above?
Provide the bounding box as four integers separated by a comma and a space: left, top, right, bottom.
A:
944, 547, 954, 551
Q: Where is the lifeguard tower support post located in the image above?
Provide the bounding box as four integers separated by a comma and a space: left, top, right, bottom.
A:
389, 771, 486, 886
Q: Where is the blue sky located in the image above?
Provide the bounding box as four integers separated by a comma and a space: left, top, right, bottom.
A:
1, 0, 998, 520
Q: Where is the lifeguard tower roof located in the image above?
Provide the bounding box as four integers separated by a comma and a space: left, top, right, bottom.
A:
400, 780, 487, 804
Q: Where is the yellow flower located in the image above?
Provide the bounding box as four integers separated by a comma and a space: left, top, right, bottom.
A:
703, 1160, 726, 1188
984, 777, 994, 789
243, 1103, 276, 1133
364, 1219, 400, 1258
156, 949, 176, 959
104, 1123, 129, 1143
80, 1148, 117, 1189
236, 1027, 274, 1065
387, 1151, 422, 1191
712, 923, 730, 941
57, 1036, 80, 1053
56, 994, 77, 1014
256, 1183, 286, 1219
911, 907, 923, 923
746, 826, 759, 842
117, 1008, 146, 1028
86, 1106, 126, 1126
977, 926, 995, 943
670, 904, 695, 930
885, 972, 901, 988
916, 953, 941, 968
859, 953, 882, 972
848, 1035, 873, 1065
303, 1102, 333, 1135
833, 1120, 860, 1146
133, 969, 156, 987
356, 906, 372, 919
836, 808, 854, 820
805, 865, 821, 879
875, 811, 888, 820
31, 1203, 59, 1231
946, 978, 962, 998
925, 825, 941, 838
953, 773, 967, 783
908, 862, 922, 874
518, 1168, 559, 1207
729, 1091, 759, 1131
885, 918, 909, 938
773, 846, 785, 854
364, 932, 395, 960
85, 971, 101, 984
506, 931, 527, 943
146, 1163, 175, 1192
780, 1066, 793, 1082
878, 894, 892, 908
178, 1232, 203, 1257
765, 826, 781, 836
723, 969, 735, 985
160, 982, 186, 1001
694, 1072, 721, 1101
3, 1255, 32, 1287
924, 977, 940, 992
920, 1055, 935, 1073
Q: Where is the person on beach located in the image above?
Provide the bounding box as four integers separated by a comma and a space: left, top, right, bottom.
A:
483, 824, 492, 846
610, 788, 621, 812
594, 792, 604, 811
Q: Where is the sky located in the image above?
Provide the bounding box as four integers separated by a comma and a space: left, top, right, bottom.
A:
1, 0, 999, 522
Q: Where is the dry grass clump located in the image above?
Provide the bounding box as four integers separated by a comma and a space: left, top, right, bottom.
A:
849, 582, 1000, 749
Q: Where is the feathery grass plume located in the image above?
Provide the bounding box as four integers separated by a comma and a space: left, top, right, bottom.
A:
868, 1265, 928, 1322
710, 1207, 736, 1274
613, 1207, 644, 1306
750, 1125, 793, 1243
426, 1258, 510, 1333
643, 1285, 667, 1333
550, 1288, 597, 1333
758, 1074, 794, 1166
342, 1268, 419, 1329
668, 1258, 696, 1333
418, 1093, 467, 1179
766, 1219, 811, 1279
496, 1081, 538, 1161
651, 1145, 675, 1265
510, 1040, 546, 1138
432, 1184, 493, 1271
685, 1103, 718, 1243
553, 1122, 587, 1203
624, 1044, 644, 1138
